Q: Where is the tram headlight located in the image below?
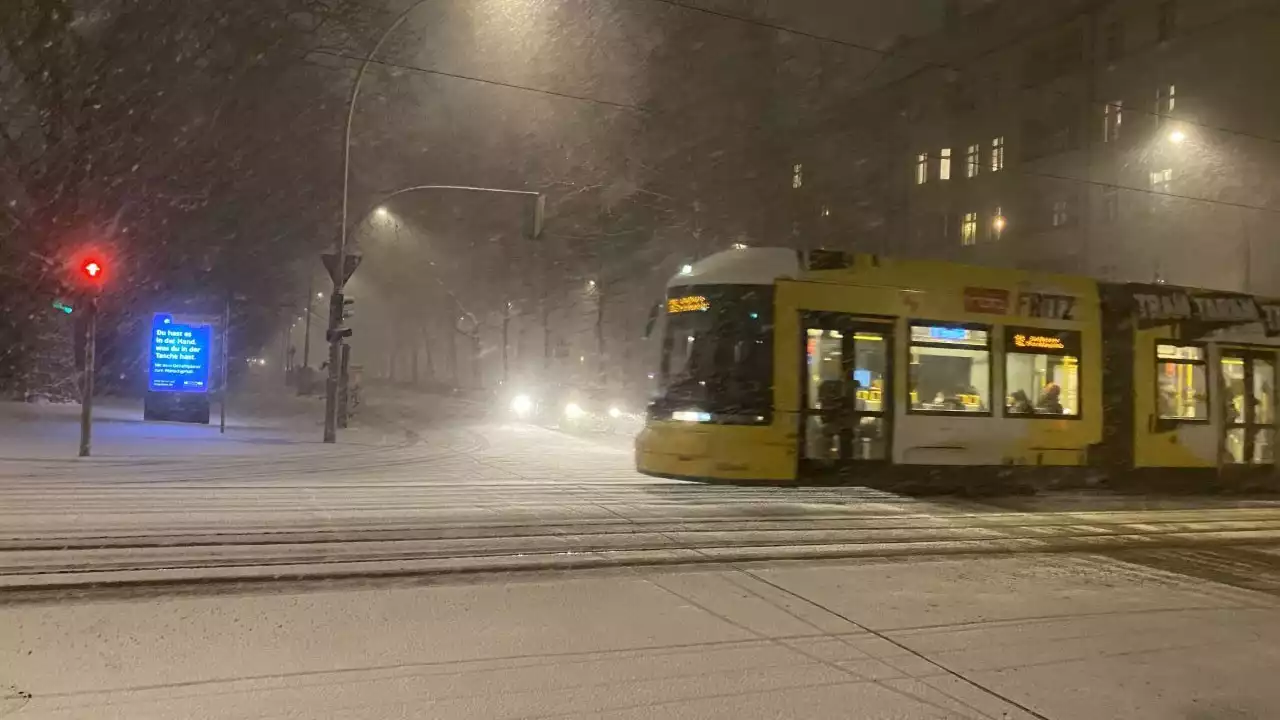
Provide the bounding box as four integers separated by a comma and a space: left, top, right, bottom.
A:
510, 393, 534, 418
564, 402, 586, 420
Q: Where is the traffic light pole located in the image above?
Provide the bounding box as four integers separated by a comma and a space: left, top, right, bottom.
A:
78, 298, 97, 457
323, 293, 343, 443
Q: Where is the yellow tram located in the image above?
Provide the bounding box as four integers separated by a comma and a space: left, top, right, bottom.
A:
635, 248, 1280, 492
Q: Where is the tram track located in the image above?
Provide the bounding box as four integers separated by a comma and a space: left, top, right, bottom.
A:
8, 417, 1280, 600
6, 511, 1280, 592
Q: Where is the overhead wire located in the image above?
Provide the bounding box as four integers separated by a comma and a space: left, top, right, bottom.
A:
642, 0, 1280, 150
309, 49, 653, 113
314, 2, 1280, 242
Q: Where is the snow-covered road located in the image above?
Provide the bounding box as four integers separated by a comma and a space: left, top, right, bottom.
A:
6, 394, 1280, 717
4, 394, 1280, 597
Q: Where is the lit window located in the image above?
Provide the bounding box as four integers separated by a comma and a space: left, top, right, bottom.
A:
1150, 168, 1173, 191
792, 163, 803, 189
965, 144, 980, 178
1103, 101, 1122, 142
961, 212, 978, 246
991, 136, 1005, 172
992, 208, 1006, 239
1157, 343, 1206, 420
939, 148, 952, 180
909, 324, 991, 414
1005, 328, 1081, 417
1052, 199, 1070, 227
915, 153, 928, 185
1157, 1, 1177, 42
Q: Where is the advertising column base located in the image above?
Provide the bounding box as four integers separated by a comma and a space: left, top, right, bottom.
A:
143, 391, 211, 425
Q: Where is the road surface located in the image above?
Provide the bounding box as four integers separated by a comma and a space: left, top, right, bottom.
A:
2, 393, 1280, 598
4, 391, 1280, 717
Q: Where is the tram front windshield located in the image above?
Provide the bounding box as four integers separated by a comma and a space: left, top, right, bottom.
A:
656, 285, 774, 422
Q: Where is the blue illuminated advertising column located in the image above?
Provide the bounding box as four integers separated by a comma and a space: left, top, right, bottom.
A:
144, 313, 214, 424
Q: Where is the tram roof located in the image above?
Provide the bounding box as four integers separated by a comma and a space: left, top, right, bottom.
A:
667, 248, 802, 289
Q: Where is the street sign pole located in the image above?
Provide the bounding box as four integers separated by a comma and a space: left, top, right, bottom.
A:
338, 343, 351, 429
324, 299, 341, 443
78, 298, 97, 457
321, 252, 361, 443
220, 295, 230, 434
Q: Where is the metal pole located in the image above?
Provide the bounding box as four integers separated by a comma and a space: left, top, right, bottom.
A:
338, 344, 351, 429
220, 295, 230, 434
300, 277, 313, 396
502, 302, 511, 386
328, 0, 436, 444
78, 298, 97, 457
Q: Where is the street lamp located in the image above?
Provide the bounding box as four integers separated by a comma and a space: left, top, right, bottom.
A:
329, 0, 548, 442
330, 0, 444, 442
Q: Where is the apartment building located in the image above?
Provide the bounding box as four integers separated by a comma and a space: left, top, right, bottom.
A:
793, 0, 1280, 293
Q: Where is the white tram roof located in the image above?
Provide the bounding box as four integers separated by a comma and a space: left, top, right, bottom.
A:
667, 247, 801, 289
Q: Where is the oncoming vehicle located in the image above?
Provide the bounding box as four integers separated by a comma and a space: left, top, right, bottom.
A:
636, 247, 1280, 492
508, 385, 640, 435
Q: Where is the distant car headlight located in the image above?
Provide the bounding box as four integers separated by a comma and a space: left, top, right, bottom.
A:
608, 406, 622, 419
564, 402, 585, 420
510, 394, 533, 418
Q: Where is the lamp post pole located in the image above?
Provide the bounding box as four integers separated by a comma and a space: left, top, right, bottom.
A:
327, 0, 440, 443
300, 277, 314, 396
328, 0, 546, 442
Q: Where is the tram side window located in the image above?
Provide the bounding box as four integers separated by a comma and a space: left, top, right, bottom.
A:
1005, 328, 1081, 417
1156, 344, 1207, 420
909, 324, 991, 413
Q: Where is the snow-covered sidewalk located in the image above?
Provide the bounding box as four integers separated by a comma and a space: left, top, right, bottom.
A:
3, 553, 1279, 719
0, 388, 425, 464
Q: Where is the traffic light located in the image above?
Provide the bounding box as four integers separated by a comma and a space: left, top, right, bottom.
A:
81, 258, 105, 284
342, 296, 355, 320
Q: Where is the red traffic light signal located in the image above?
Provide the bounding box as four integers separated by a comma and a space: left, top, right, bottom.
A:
80, 258, 105, 285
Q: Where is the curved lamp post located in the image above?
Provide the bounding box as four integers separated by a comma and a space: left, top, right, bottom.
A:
328, 0, 544, 442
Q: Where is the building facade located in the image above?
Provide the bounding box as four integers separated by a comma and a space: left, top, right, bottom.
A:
792, 0, 1280, 294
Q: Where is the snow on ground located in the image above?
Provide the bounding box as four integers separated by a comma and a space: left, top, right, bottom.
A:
2, 554, 1279, 719
5, 388, 1280, 592
4, 388, 1280, 716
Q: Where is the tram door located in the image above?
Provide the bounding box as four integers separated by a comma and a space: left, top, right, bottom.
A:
800, 313, 892, 471
1220, 351, 1277, 465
